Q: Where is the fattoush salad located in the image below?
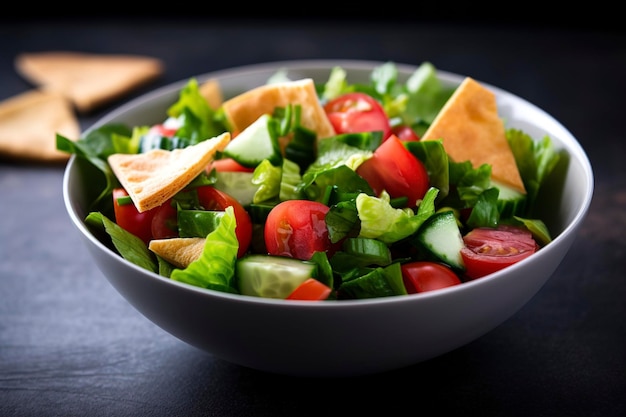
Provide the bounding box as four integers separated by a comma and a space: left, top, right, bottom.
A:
58, 61, 561, 301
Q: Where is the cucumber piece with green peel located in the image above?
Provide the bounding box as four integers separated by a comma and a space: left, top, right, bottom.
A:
491, 180, 527, 218
414, 211, 465, 270
235, 254, 318, 299
214, 171, 259, 206
222, 114, 282, 167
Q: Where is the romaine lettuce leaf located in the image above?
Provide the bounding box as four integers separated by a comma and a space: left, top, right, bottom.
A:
507, 128, 561, 212
252, 159, 282, 204
167, 78, 226, 142
405, 139, 450, 202
356, 188, 439, 244
321, 66, 349, 101
170, 206, 239, 294
85, 211, 157, 273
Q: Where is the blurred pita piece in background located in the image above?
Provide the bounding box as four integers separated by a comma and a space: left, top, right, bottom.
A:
15, 51, 164, 113
0, 90, 80, 162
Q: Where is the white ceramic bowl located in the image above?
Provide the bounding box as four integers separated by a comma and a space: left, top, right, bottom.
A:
63, 60, 594, 377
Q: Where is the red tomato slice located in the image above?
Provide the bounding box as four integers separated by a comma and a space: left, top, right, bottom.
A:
264, 200, 338, 261
324, 92, 392, 140
392, 125, 420, 141
356, 134, 429, 207
149, 123, 178, 137
401, 261, 462, 293
286, 278, 332, 301
195, 185, 253, 258
151, 199, 178, 240
461, 225, 538, 279
112, 188, 156, 245
209, 158, 255, 173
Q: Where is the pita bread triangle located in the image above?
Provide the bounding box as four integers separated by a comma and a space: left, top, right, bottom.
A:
149, 237, 206, 269
421, 77, 526, 194
15, 51, 164, 113
108, 132, 231, 213
221, 78, 335, 139
0, 89, 80, 162
199, 78, 223, 110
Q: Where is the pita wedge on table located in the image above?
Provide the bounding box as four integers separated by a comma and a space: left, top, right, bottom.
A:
108, 132, 231, 213
14, 51, 164, 113
0, 89, 80, 162
421, 77, 526, 194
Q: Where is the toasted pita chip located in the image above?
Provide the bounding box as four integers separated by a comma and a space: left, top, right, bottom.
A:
0, 89, 80, 162
221, 78, 335, 139
15, 51, 164, 113
108, 133, 231, 213
421, 77, 526, 194
199, 78, 223, 110
149, 237, 205, 269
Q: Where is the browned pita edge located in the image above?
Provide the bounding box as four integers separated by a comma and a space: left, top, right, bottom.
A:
14, 51, 164, 114
199, 78, 223, 110
149, 237, 206, 269
0, 89, 80, 162
221, 78, 336, 139
421, 77, 526, 194
108, 132, 231, 213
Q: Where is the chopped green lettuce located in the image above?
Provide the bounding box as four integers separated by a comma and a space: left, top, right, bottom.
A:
170, 206, 239, 293
252, 159, 282, 203
321, 66, 349, 101
57, 61, 564, 301
507, 128, 561, 212
167, 78, 226, 142
357, 188, 439, 244
85, 212, 157, 273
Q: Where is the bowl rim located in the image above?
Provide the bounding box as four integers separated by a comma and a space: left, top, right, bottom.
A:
63, 59, 595, 308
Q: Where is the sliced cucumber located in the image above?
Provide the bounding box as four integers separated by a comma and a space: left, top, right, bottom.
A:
214, 171, 259, 206
491, 179, 527, 218
223, 114, 281, 167
415, 211, 465, 270
236, 254, 318, 299
247, 203, 276, 224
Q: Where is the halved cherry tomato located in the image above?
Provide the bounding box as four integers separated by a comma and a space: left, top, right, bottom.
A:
356, 134, 429, 207
401, 261, 462, 293
286, 278, 332, 301
324, 92, 392, 140
149, 123, 178, 137
195, 185, 253, 258
151, 199, 178, 240
112, 188, 156, 245
461, 225, 538, 279
209, 158, 255, 173
264, 200, 338, 260
392, 125, 420, 141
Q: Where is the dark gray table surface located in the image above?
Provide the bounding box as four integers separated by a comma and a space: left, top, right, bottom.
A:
1, 17, 624, 417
